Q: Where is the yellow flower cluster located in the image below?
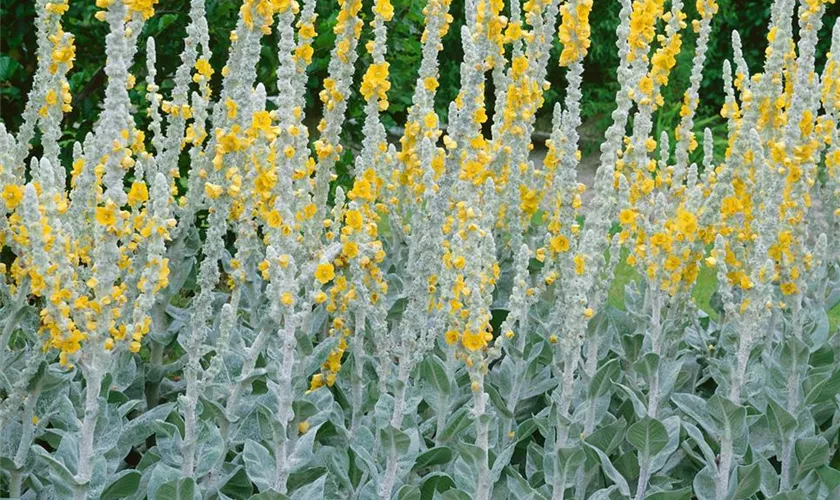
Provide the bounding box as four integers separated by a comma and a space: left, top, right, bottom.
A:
360, 62, 391, 109
557, 0, 593, 66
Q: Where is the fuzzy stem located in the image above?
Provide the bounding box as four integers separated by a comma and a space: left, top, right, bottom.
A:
144, 339, 165, 410
9, 469, 22, 499
780, 298, 804, 491
351, 310, 366, 431
716, 421, 733, 499
274, 431, 290, 494
0, 304, 24, 371
379, 360, 411, 500
434, 350, 456, 446
75, 364, 103, 500
634, 453, 651, 500
473, 373, 491, 500
9, 376, 42, 499
181, 371, 198, 477
273, 319, 298, 494
552, 349, 579, 500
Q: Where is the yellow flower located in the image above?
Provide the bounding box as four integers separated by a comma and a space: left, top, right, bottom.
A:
204, 183, 224, 199
95, 202, 118, 228
343, 241, 359, 259
360, 62, 390, 102
780, 282, 798, 295
315, 263, 335, 284
345, 210, 364, 232
298, 420, 311, 434
2, 184, 23, 210
445, 329, 459, 345
129, 341, 141, 353
194, 58, 214, 78
314, 291, 327, 304
462, 328, 486, 351
124, 0, 158, 19
373, 0, 394, 20
619, 208, 638, 226
574, 254, 585, 275
281, 292, 295, 306
675, 208, 698, 237
127, 181, 148, 206
549, 235, 570, 253
266, 210, 284, 228
225, 98, 237, 119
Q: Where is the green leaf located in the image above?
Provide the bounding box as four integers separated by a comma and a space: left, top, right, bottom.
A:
455, 441, 484, 472
381, 425, 411, 456
485, 382, 513, 418
644, 487, 691, 500
732, 463, 761, 499
412, 447, 453, 472
440, 406, 471, 443
195, 421, 224, 477
420, 472, 456, 498
249, 492, 289, 500
632, 352, 660, 380
692, 464, 717, 500
672, 393, 717, 437
627, 417, 668, 457
707, 394, 746, 437
583, 441, 630, 497
32, 446, 81, 487
420, 355, 451, 396
588, 358, 621, 399
243, 439, 275, 492
586, 417, 627, 454
157, 13, 178, 32
155, 478, 197, 500
615, 382, 648, 418
397, 484, 421, 500
101, 470, 141, 500
289, 473, 325, 500
816, 465, 840, 490
805, 369, 840, 405
795, 436, 830, 476
0, 55, 21, 80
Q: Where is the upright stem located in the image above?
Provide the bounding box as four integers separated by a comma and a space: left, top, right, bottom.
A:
144, 339, 165, 410
634, 452, 651, 500
780, 298, 803, 492
10, 376, 42, 499
434, 350, 456, 446
75, 363, 103, 500
181, 369, 198, 476
273, 320, 298, 494
552, 349, 579, 500
473, 373, 491, 500
0, 304, 24, 371
716, 421, 733, 499
502, 316, 530, 446
351, 310, 366, 431
646, 291, 662, 417
379, 360, 410, 500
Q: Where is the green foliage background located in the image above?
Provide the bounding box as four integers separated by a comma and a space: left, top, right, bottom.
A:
2, 0, 836, 168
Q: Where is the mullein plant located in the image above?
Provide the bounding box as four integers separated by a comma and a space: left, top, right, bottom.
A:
2, 0, 840, 499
